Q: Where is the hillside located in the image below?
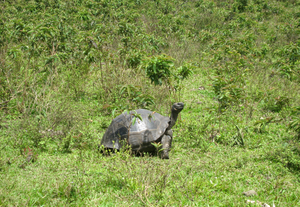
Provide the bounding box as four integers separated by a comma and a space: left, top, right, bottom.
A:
1, 0, 300, 206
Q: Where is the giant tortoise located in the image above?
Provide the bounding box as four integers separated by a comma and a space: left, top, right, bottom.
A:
100, 102, 184, 159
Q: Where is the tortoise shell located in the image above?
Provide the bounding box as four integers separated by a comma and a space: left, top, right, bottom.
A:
100, 109, 170, 152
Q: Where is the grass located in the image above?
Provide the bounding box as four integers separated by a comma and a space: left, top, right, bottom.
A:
1, 76, 300, 206
1, 142, 300, 206
1, 0, 300, 206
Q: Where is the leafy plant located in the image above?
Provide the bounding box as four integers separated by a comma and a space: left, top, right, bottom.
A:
151, 142, 163, 157
127, 110, 143, 127
232, 125, 245, 146
212, 76, 245, 109
173, 63, 194, 101
142, 54, 174, 86
126, 49, 144, 68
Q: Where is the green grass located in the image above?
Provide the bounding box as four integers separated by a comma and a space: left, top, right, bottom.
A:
1, 143, 300, 206
1, 0, 300, 206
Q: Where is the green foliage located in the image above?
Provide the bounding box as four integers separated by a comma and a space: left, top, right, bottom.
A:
176, 64, 194, 80
1, 0, 300, 205
274, 40, 300, 81
232, 125, 245, 146
208, 34, 254, 109
266, 96, 290, 112
233, 0, 248, 13
289, 106, 300, 139
266, 141, 300, 172
176, 118, 210, 152
126, 49, 144, 68
142, 54, 174, 86
127, 109, 143, 127
212, 76, 245, 108
119, 84, 155, 110
173, 63, 194, 101
151, 142, 163, 156
254, 117, 279, 133
142, 55, 193, 102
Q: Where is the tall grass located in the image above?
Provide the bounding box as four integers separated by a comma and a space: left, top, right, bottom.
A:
1, 0, 300, 205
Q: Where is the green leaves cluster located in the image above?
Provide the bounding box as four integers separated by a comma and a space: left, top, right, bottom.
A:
143, 54, 174, 86
141, 54, 193, 102
142, 54, 193, 86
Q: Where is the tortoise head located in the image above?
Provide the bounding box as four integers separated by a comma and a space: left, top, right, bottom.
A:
171, 102, 184, 114
167, 102, 184, 130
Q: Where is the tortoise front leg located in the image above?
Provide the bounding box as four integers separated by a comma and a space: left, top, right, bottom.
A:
161, 130, 173, 159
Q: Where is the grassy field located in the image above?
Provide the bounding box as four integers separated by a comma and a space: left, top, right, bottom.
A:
1, 0, 300, 206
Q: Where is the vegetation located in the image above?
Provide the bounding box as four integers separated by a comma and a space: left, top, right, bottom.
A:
1, 0, 300, 205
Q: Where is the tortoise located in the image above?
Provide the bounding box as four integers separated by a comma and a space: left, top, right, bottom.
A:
100, 102, 184, 159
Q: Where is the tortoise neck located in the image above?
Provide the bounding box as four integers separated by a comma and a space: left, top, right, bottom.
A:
167, 111, 179, 130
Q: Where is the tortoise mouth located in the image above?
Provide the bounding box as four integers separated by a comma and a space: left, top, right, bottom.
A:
172, 102, 184, 112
